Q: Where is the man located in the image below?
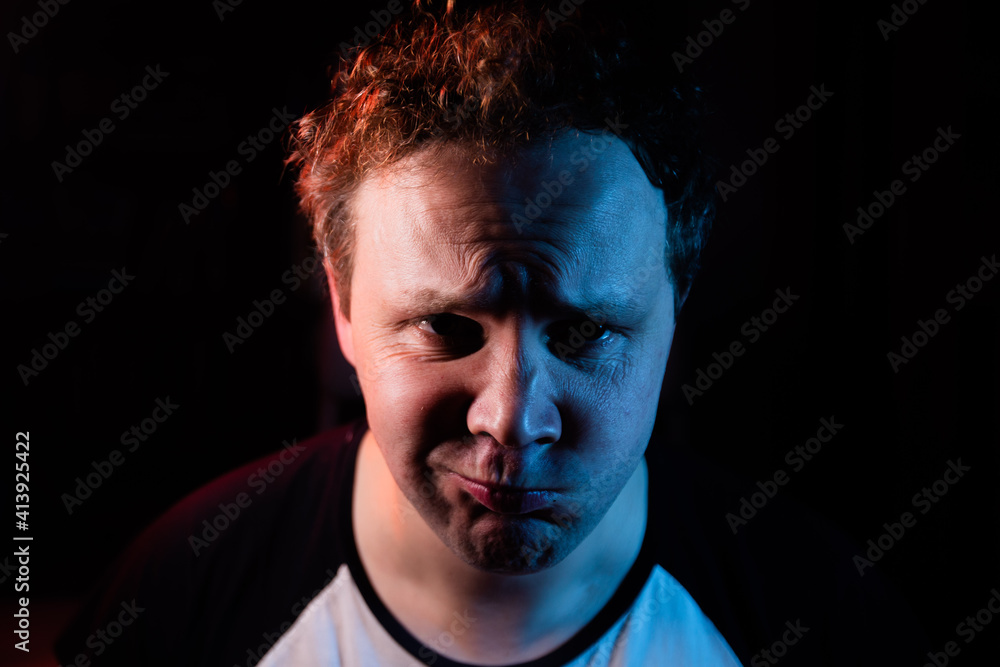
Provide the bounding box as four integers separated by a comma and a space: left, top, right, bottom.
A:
252, 125, 740, 663
261, 1, 736, 662
55, 1, 924, 665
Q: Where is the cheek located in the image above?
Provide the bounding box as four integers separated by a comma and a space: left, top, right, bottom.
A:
362, 357, 475, 467
623, 324, 674, 410
368, 357, 470, 414
562, 341, 667, 479
570, 348, 662, 431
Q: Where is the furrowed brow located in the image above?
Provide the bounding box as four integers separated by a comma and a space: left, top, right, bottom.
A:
394, 286, 499, 314
397, 284, 644, 325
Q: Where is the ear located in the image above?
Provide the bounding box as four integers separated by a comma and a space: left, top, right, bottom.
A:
325, 263, 357, 368
675, 282, 690, 312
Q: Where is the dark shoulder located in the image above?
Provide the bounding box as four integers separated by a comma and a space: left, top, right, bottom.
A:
55, 419, 365, 667
174, 423, 361, 558
647, 444, 929, 666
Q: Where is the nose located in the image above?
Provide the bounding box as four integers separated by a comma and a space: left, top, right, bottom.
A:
466, 327, 561, 449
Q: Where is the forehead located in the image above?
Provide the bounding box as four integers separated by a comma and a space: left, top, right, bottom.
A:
350, 131, 670, 317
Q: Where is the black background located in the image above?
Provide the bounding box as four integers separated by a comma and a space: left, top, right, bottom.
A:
2, 0, 997, 664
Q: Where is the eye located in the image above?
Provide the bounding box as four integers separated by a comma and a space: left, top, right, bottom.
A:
546, 319, 614, 360
416, 314, 483, 340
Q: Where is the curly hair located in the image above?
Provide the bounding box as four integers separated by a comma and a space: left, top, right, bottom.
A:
286, 0, 715, 317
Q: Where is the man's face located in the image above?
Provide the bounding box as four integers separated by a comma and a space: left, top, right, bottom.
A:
335, 130, 678, 574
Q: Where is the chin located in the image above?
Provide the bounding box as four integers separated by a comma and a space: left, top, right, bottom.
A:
448, 514, 577, 575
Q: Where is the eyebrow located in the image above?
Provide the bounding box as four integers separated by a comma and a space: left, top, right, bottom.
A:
394, 283, 645, 323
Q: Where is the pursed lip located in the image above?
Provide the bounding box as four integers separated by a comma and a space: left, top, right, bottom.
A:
450, 473, 555, 515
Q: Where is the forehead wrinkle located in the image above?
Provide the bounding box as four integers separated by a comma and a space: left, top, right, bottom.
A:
403, 242, 647, 323
406, 195, 657, 321
397, 224, 604, 317
442, 242, 564, 315
359, 132, 670, 321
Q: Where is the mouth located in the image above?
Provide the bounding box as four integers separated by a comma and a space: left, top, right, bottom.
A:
450, 473, 555, 515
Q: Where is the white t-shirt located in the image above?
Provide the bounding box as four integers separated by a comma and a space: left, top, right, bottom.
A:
260, 561, 741, 666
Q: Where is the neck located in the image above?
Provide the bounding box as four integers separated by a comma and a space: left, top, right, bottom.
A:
352, 429, 649, 665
